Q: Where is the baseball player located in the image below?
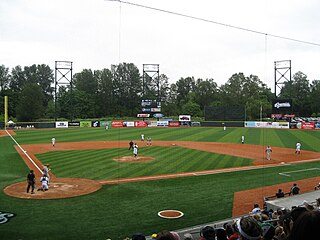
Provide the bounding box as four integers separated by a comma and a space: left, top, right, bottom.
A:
38, 174, 49, 191
52, 137, 56, 147
43, 164, 51, 183
241, 135, 245, 144
141, 134, 145, 141
265, 145, 272, 160
295, 142, 301, 154
147, 137, 152, 146
133, 143, 138, 158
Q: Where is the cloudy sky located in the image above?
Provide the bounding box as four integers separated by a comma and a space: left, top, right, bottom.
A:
1, 0, 320, 89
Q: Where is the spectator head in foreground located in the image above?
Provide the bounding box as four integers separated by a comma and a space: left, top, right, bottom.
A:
236, 216, 263, 240
260, 222, 275, 240
156, 231, 179, 240
288, 210, 320, 240
200, 226, 215, 240
132, 233, 146, 240
215, 228, 228, 240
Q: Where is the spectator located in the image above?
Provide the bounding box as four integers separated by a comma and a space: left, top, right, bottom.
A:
251, 203, 261, 214
170, 231, 180, 240
288, 210, 320, 240
314, 182, 320, 190
260, 222, 275, 240
276, 189, 285, 198
199, 226, 215, 240
156, 231, 177, 240
215, 228, 228, 240
132, 233, 146, 240
274, 226, 286, 240
289, 183, 300, 196
236, 216, 263, 240
228, 222, 239, 240
290, 207, 307, 222
223, 223, 234, 238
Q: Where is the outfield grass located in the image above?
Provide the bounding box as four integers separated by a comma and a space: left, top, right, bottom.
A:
1, 127, 320, 240
36, 146, 253, 180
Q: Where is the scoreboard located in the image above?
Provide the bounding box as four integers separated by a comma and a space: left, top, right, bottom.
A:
141, 99, 161, 113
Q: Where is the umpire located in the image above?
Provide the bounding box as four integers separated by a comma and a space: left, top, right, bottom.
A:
27, 170, 35, 194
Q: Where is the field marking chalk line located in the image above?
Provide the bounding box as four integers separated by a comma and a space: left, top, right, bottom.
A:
279, 168, 320, 177
5, 130, 43, 174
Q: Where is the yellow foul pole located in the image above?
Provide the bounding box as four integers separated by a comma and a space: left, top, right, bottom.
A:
4, 96, 8, 130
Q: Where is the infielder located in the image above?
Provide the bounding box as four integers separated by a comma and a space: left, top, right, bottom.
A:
133, 143, 138, 158
141, 134, 145, 141
52, 137, 56, 147
265, 145, 272, 160
295, 142, 301, 154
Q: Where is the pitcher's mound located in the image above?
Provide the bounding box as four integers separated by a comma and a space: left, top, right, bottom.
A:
113, 155, 155, 162
4, 178, 102, 199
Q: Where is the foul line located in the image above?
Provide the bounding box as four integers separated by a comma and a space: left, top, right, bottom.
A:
5, 130, 43, 174
279, 168, 320, 177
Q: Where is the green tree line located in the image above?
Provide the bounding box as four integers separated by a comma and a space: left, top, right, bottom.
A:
0, 63, 319, 121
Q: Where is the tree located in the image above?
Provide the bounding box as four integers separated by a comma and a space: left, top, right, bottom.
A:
310, 80, 320, 116
95, 68, 115, 117
175, 77, 196, 108
194, 78, 218, 110
111, 63, 141, 116
280, 71, 311, 116
16, 83, 45, 121
220, 73, 273, 119
0, 65, 10, 92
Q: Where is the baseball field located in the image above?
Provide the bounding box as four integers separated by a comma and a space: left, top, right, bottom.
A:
1, 127, 320, 239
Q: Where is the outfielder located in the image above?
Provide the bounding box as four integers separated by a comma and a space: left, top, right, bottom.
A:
52, 137, 56, 147
241, 135, 245, 144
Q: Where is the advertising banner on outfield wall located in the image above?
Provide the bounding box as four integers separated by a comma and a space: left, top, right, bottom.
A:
245, 121, 289, 129
147, 121, 157, 127
300, 122, 315, 130
80, 121, 91, 127
92, 120, 100, 128
124, 121, 134, 127
169, 121, 180, 127
112, 120, 124, 128
56, 121, 68, 128
134, 120, 147, 127
157, 120, 169, 127
100, 121, 111, 128
68, 122, 80, 127
315, 122, 320, 130
179, 115, 191, 122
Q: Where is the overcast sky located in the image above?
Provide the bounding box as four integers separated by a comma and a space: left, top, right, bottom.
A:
1, 0, 320, 90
